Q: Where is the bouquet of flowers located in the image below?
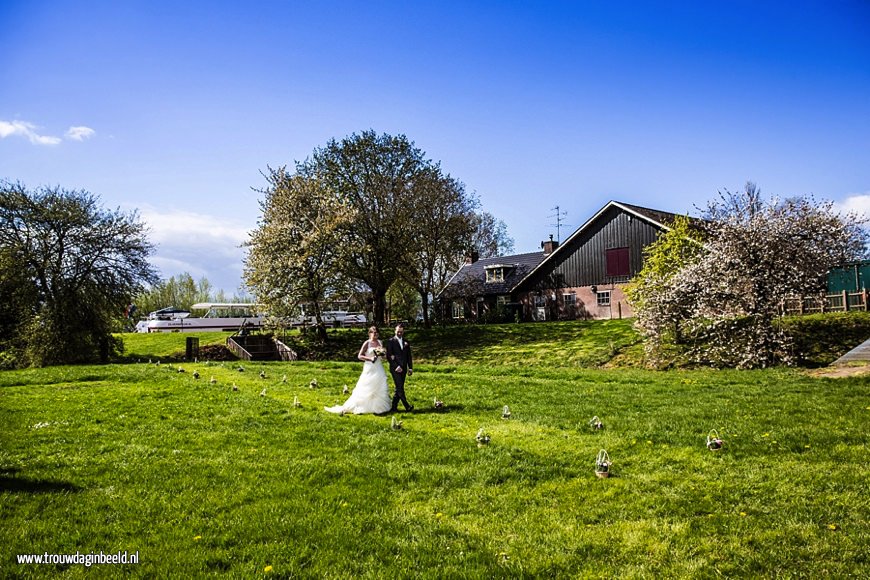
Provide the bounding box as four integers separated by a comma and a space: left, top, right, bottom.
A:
372, 347, 386, 360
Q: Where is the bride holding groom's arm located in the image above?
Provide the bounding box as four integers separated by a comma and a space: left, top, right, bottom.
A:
325, 326, 392, 415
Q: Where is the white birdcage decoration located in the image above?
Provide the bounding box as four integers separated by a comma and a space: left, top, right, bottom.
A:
595, 449, 611, 478
502, 405, 512, 419
293, 395, 301, 408
589, 416, 604, 430
706, 429, 724, 451
476, 428, 491, 447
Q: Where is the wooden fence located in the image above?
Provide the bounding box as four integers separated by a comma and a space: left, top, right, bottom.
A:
782, 290, 869, 315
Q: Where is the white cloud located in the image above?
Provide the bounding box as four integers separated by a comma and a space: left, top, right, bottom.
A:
137, 206, 252, 292
834, 193, 870, 220
65, 125, 95, 141
0, 120, 62, 145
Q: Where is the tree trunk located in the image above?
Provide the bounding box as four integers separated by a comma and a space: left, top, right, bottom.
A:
419, 289, 431, 328
372, 287, 388, 326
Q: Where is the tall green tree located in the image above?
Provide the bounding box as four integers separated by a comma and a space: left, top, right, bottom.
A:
471, 210, 515, 258
135, 273, 226, 317
244, 168, 350, 341
399, 168, 477, 327
0, 181, 157, 366
298, 131, 431, 325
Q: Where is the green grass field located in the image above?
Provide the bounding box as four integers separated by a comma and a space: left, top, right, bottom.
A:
1, 324, 868, 577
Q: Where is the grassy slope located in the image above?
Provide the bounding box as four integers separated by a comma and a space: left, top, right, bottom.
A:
1, 322, 868, 577
117, 319, 644, 368
118, 312, 870, 368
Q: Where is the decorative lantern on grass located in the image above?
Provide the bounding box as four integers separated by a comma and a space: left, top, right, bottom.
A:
706, 429, 724, 451
309, 379, 318, 389
434, 397, 445, 410
595, 449, 611, 478
502, 405, 512, 419
589, 416, 604, 430
476, 428, 491, 447
293, 395, 301, 408
391, 416, 403, 431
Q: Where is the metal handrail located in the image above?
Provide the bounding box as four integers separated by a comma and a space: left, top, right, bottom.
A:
226, 336, 253, 361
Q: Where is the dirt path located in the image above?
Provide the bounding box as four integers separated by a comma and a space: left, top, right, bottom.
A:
809, 363, 870, 378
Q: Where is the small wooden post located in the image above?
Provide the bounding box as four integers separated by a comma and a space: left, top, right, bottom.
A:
863, 289, 868, 312
843, 290, 849, 312
617, 301, 622, 319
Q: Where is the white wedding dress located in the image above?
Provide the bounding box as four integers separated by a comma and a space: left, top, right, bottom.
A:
324, 347, 392, 415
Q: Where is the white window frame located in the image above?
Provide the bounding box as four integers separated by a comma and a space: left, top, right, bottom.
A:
486, 268, 504, 283
596, 291, 611, 307
452, 301, 463, 319
496, 295, 509, 308
563, 292, 576, 306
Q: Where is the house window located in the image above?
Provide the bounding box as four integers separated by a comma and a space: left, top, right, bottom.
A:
563, 293, 576, 306
606, 247, 630, 278
534, 295, 547, 308
497, 295, 509, 308
486, 268, 504, 283
452, 301, 463, 319
597, 291, 611, 306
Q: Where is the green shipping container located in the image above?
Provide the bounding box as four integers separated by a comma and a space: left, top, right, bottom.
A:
827, 261, 870, 293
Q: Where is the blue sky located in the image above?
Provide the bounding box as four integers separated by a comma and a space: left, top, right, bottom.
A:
2, 0, 869, 293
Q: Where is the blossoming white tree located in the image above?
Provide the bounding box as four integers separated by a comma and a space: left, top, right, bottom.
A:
630, 183, 867, 368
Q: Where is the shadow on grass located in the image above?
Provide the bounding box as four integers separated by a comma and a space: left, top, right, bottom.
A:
0, 470, 81, 494
408, 405, 466, 414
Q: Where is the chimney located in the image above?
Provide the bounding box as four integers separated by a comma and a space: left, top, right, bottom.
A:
465, 249, 480, 264
541, 234, 559, 255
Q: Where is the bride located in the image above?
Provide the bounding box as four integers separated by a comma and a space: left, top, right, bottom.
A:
324, 326, 392, 415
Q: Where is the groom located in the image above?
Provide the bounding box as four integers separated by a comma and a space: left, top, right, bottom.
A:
386, 323, 414, 412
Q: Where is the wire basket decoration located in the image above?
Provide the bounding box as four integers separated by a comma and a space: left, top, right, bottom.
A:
293, 395, 301, 408
433, 397, 445, 410
476, 428, 491, 447
502, 405, 512, 419
589, 416, 604, 430
595, 449, 611, 478
391, 416, 403, 431
706, 429, 724, 451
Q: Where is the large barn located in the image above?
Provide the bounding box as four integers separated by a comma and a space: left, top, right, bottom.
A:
439, 201, 686, 322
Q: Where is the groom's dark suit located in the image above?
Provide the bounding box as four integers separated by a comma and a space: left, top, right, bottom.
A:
386, 335, 413, 411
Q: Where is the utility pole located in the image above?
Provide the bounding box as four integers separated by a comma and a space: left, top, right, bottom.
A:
549, 206, 568, 242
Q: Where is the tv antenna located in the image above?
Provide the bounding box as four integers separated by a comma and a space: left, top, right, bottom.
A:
549, 206, 568, 242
